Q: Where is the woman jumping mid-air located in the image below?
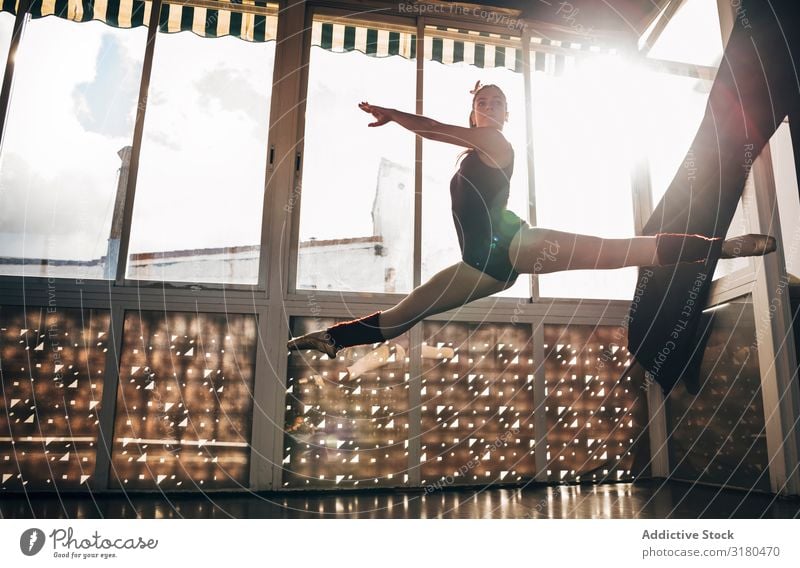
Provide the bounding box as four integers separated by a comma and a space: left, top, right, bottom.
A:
288, 81, 776, 358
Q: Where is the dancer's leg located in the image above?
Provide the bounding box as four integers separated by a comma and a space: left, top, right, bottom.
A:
507, 228, 775, 274
288, 261, 510, 356
378, 261, 512, 339
508, 227, 657, 274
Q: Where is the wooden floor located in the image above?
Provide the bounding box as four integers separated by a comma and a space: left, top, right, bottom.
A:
2, 480, 798, 519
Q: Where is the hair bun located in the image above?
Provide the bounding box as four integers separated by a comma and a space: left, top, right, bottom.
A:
469, 80, 482, 95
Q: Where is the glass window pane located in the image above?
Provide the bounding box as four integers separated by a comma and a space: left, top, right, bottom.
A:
544, 324, 647, 483
420, 321, 536, 485
666, 295, 770, 491
283, 317, 410, 488
638, 69, 748, 281
532, 55, 637, 300
647, 0, 723, 68
643, 73, 712, 206
0, 305, 111, 490
127, 32, 274, 285
296, 43, 416, 293
0, 18, 146, 279
712, 190, 750, 280
111, 310, 258, 490
771, 120, 800, 278
422, 54, 531, 298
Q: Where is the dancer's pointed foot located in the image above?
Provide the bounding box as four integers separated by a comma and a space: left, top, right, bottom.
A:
720, 234, 777, 259
287, 330, 338, 359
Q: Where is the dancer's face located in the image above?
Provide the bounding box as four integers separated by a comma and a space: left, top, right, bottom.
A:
470, 86, 508, 129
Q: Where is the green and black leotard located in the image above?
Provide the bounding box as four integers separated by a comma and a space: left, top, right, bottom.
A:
449, 147, 529, 283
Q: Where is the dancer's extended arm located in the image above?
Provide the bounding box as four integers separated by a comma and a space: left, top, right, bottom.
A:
358, 102, 508, 156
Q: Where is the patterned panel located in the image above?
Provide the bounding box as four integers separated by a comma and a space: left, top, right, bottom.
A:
0, 305, 110, 490
667, 296, 770, 491
420, 321, 535, 487
111, 311, 257, 489
283, 317, 410, 488
544, 324, 648, 483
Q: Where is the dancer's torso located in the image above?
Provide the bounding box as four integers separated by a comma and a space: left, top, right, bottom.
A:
449, 148, 523, 255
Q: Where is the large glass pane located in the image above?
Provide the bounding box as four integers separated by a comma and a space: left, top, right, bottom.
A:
712, 190, 750, 280
296, 22, 416, 293
283, 317, 410, 488
0, 305, 111, 490
531, 55, 637, 300
642, 73, 712, 207
544, 324, 648, 483
0, 18, 145, 279
111, 310, 257, 490
420, 321, 536, 487
636, 67, 748, 281
647, 0, 723, 68
421, 34, 530, 298
771, 120, 800, 279
127, 31, 275, 285
666, 295, 770, 492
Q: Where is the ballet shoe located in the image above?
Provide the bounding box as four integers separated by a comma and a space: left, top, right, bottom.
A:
654, 233, 722, 265
720, 234, 777, 259
287, 330, 338, 359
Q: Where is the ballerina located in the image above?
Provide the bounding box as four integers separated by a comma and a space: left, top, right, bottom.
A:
288, 81, 776, 359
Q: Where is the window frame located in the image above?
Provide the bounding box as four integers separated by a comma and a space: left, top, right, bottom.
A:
0, 0, 796, 495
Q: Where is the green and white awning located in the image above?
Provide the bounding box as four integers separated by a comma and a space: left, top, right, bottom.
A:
2, 1, 613, 70
0, 0, 279, 41
310, 17, 613, 76
424, 25, 524, 72
311, 15, 417, 59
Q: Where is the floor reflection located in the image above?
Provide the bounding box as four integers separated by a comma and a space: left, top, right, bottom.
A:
2, 480, 798, 519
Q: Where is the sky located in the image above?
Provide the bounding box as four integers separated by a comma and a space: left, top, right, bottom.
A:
0, 16, 144, 263
0, 15, 274, 266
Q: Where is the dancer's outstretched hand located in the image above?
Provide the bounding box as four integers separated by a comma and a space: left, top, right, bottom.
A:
359, 101, 392, 127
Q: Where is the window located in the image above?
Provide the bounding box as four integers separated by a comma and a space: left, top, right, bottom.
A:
0, 306, 111, 490
666, 295, 770, 491
111, 310, 258, 489
283, 316, 410, 488
420, 321, 536, 484
421, 27, 530, 298
771, 120, 800, 279
544, 324, 645, 483
531, 53, 637, 300
647, 0, 724, 68
127, 23, 275, 285
642, 73, 712, 207
0, 18, 146, 279
296, 18, 416, 293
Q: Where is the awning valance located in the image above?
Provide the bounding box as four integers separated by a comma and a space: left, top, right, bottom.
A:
0, 0, 279, 42
311, 16, 417, 59
310, 16, 614, 76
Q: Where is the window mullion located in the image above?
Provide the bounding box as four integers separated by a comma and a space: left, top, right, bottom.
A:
413, 15, 424, 290
114, 0, 163, 286
521, 28, 538, 302
0, 0, 30, 154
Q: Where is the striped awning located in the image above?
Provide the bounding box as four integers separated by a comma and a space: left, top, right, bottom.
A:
310, 18, 615, 76
424, 25, 523, 72
311, 16, 417, 59
1, 0, 279, 42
